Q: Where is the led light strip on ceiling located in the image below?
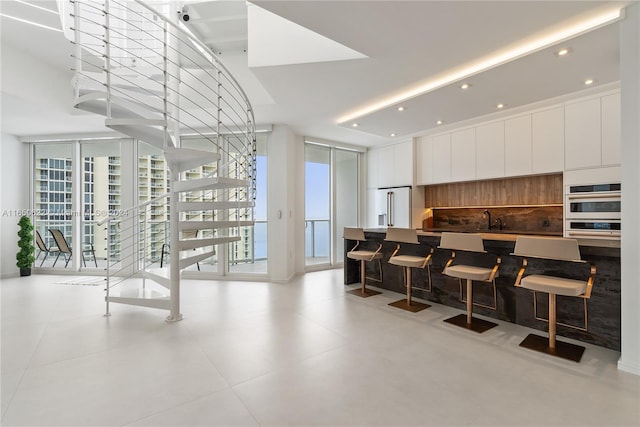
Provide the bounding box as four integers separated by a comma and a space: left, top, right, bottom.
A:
337, 7, 624, 124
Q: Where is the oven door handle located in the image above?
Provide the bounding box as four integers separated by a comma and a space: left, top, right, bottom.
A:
566, 231, 621, 237
566, 194, 621, 200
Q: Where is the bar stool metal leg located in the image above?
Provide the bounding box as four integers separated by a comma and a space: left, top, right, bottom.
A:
466, 278, 472, 324
549, 293, 556, 349
388, 266, 431, 312
519, 292, 586, 362
444, 278, 498, 333
347, 259, 382, 298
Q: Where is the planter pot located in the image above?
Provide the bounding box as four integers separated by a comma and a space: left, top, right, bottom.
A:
20, 268, 31, 277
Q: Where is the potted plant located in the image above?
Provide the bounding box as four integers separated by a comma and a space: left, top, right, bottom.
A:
16, 215, 35, 276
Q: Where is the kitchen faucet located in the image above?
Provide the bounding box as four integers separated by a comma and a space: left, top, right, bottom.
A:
482, 210, 492, 230
493, 217, 504, 231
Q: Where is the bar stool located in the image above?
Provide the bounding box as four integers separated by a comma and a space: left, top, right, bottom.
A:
386, 227, 434, 312
440, 232, 500, 333
513, 236, 596, 362
344, 227, 383, 297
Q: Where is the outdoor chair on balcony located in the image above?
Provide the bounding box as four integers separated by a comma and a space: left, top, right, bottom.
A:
48, 229, 97, 268
35, 230, 60, 267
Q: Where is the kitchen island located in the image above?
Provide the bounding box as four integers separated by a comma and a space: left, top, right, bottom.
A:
344, 229, 621, 350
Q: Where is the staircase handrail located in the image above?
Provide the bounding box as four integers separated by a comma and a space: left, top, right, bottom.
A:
97, 191, 169, 226
131, 0, 255, 134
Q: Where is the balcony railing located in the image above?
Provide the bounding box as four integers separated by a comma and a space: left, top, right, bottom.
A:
304, 219, 330, 259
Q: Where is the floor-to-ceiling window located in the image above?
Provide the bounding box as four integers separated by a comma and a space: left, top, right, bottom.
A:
179, 133, 268, 276
305, 142, 361, 269
31, 134, 267, 275
81, 142, 121, 270
228, 134, 267, 274
33, 143, 74, 269
33, 139, 130, 271
137, 141, 173, 270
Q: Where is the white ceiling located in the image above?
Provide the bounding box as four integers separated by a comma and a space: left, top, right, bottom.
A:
0, 0, 628, 146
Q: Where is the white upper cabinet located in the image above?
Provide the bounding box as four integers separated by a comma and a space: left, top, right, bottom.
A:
416, 136, 433, 185
366, 149, 378, 189
565, 97, 601, 170
504, 115, 532, 176
431, 133, 452, 183
532, 106, 564, 174
368, 140, 413, 189
476, 122, 505, 179
601, 92, 621, 166
412, 89, 619, 187
393, 140, 413, 186
564, 92, 621, 170
451, 128, 476, 182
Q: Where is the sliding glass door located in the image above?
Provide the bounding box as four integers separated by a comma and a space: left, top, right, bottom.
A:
305, 145, 331, 267
305, 143, 360, 269
334, 149, 359, 259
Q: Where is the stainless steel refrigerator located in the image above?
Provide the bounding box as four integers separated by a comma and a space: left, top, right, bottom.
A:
376, 186, 412, 228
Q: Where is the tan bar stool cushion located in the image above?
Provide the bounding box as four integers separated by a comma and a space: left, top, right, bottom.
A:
389, 254, 431, 268
520, 275, 587, 297
347, 250, 383, 262
444, 264, 496, 282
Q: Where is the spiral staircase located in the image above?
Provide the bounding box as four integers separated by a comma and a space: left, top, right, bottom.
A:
65, 0, 256, 321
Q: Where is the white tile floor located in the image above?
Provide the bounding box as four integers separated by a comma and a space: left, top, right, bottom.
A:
1, 270, 639, 426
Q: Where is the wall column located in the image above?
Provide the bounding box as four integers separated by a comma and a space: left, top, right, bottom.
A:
619, 2, 640, 375
267, 125, 298, 282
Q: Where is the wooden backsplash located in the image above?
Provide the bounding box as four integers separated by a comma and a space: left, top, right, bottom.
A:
431, 206, 563, 233
424, 173, 563, 207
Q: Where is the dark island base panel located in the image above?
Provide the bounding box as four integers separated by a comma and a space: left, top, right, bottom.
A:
344, 232, 621, 351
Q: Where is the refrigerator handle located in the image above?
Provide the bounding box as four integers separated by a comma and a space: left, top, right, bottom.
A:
388, 191, 393, 227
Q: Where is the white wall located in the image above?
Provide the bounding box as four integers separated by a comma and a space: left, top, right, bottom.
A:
0, 133, 29, 277
1, 43, 104, 136
619, 2, 640, 376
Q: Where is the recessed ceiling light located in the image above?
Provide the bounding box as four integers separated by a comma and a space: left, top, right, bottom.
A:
460, 83, 471, 90
390, 133, 396, 137
556, 48, 570, 56
352, 123, 359, 127
397, 106, 405, 112
584, 79, 594, 85
436, 120, 443, 125
337, 7, 622, 124
497, 103, 505, 109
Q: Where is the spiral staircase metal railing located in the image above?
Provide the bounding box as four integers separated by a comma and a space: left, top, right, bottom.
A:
66, 0, 256, 321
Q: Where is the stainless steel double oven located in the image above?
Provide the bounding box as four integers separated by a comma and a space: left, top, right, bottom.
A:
565, 183, 621, 240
